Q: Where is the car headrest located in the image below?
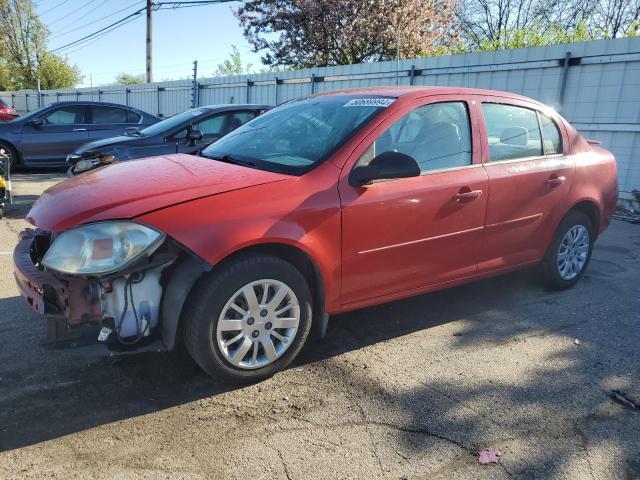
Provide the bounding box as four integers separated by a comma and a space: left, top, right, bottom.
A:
500, 127, 528, 146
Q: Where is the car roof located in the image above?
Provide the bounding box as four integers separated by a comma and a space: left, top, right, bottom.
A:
197, 104, 272, 112
311, 86, 544, 107
43, 101, 148, 111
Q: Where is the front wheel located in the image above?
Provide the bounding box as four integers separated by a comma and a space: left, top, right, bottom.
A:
182, 254, 313, 382
0, 141, 18, 169
538, 211, 594, 290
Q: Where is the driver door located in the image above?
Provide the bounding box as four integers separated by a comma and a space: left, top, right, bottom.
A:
339, 96, 488, 305
21, 105, 90, 164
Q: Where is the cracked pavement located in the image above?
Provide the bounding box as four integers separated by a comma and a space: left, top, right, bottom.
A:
0, 172, 639, 479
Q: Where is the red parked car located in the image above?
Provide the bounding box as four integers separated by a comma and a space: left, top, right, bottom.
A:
14, 87, 618, 381
0, 98, 18, 122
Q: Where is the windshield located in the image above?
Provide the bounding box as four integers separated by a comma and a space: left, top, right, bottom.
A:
139, 108, 207, 137
201, 95, 394, 174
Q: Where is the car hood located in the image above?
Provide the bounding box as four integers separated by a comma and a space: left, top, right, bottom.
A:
27, 153, 290, 232
74, 134, 139, 154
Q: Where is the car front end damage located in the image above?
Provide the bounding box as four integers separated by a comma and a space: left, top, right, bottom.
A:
13, 225, 209, 351
66, 151, 116, 176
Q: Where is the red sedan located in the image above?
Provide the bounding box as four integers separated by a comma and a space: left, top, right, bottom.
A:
0, 98, 18, 122
14, 87, 618, 382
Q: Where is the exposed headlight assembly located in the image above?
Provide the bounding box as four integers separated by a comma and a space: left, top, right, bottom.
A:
42, 221, 165, 275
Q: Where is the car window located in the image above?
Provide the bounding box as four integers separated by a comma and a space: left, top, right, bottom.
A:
127, 110, 142, 123
482, 103, 542, 161
92, 106, 136, 124
193, 114, 227, 137
42, 106, 86, 125
539, 113, 563, 155
363, 101, 472, 173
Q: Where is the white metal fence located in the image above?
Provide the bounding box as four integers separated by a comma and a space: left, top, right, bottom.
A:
1, 37, 639, 199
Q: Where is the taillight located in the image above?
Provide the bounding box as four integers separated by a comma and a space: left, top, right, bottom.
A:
0, 107, 14, 114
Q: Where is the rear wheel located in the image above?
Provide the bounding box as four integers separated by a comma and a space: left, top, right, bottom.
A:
0, 140, 18, 168
538, 210, 594, 290
182, 254, 313, 382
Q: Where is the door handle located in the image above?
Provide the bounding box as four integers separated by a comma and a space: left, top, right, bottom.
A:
455, 188, 483, 202
546, 175, 566, 187
72, 128, 87, 132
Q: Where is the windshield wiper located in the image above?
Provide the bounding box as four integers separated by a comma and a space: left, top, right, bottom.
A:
204, 153, 255, 167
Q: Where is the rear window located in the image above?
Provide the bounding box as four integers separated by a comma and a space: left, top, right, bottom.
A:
92, 106, 140, 124
482, 103, 543, 161
539, 113, 563, 155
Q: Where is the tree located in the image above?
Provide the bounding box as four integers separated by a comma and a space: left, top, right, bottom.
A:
0, 0, 81, 90
213, 45, 253, 76
115, 73, 145, 85
457, 0, 639, 50
235, 0, 458, 68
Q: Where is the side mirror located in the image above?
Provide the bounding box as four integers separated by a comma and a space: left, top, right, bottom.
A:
28, 117, 43, 127
349, 151, 420, 187
187, 128, 203, 146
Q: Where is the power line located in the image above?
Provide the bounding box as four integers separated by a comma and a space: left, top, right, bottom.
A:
50, 0, 145, 40
49, 0, 238, 54
46, 0, 105, 27
39, 0, 73, 16
50, 7, 147, 53
60, 14, 144, 55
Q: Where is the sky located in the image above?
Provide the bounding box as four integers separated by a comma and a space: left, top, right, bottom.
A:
36, 0, 264, 87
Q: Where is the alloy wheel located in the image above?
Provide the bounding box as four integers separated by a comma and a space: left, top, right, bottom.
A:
557, 224, 590, 280
214, 279, 301, 370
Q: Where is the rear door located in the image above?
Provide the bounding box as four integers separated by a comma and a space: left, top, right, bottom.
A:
475, 97, 574, 271
339, 96, 488, 305
88, 105, 142, 141
21, 105, 89, 163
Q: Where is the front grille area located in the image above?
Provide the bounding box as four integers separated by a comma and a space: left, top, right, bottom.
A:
29, 230, 52, 265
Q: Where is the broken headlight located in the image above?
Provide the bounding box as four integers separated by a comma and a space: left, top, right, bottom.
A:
42, 221, 165, 275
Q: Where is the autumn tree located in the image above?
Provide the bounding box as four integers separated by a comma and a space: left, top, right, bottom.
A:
0, 0, 81, 90
236, 0, 458, 68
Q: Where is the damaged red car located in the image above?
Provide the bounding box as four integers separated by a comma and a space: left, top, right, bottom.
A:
14, 87, 618, 382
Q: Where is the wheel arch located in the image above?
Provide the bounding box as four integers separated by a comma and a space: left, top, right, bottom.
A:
0, 138, 21, 166
568, 199, 601, 236
217, 242, 327, 336
164, 241, 328, 351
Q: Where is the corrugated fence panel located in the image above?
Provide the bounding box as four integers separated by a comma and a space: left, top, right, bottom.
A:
0, 36, 639, 198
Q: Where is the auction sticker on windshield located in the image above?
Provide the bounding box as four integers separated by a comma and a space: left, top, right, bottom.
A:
343, 98, 396, 107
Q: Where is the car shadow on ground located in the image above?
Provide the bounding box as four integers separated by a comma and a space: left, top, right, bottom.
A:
0, 271, 535, 452
1, 229, 638, 478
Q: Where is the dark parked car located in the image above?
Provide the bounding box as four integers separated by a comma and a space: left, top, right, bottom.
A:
0, 98, 19, 122
0, 101, 159, 167
67, 104, 270, 174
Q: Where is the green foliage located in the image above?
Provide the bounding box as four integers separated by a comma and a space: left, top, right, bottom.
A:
213, 45, 253, 77
37, 54, 82, 89
0, 0, 81, 90
115, 73, 145, 85
475, 22, 595, 52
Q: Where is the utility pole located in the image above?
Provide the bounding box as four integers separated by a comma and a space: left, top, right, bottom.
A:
146, 0, 153, 83
191, 60, 198, 108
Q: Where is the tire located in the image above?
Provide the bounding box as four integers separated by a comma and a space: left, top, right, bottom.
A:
0, 141, 18, 169
538, 210, 595, 290
182, 254, 313, 382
